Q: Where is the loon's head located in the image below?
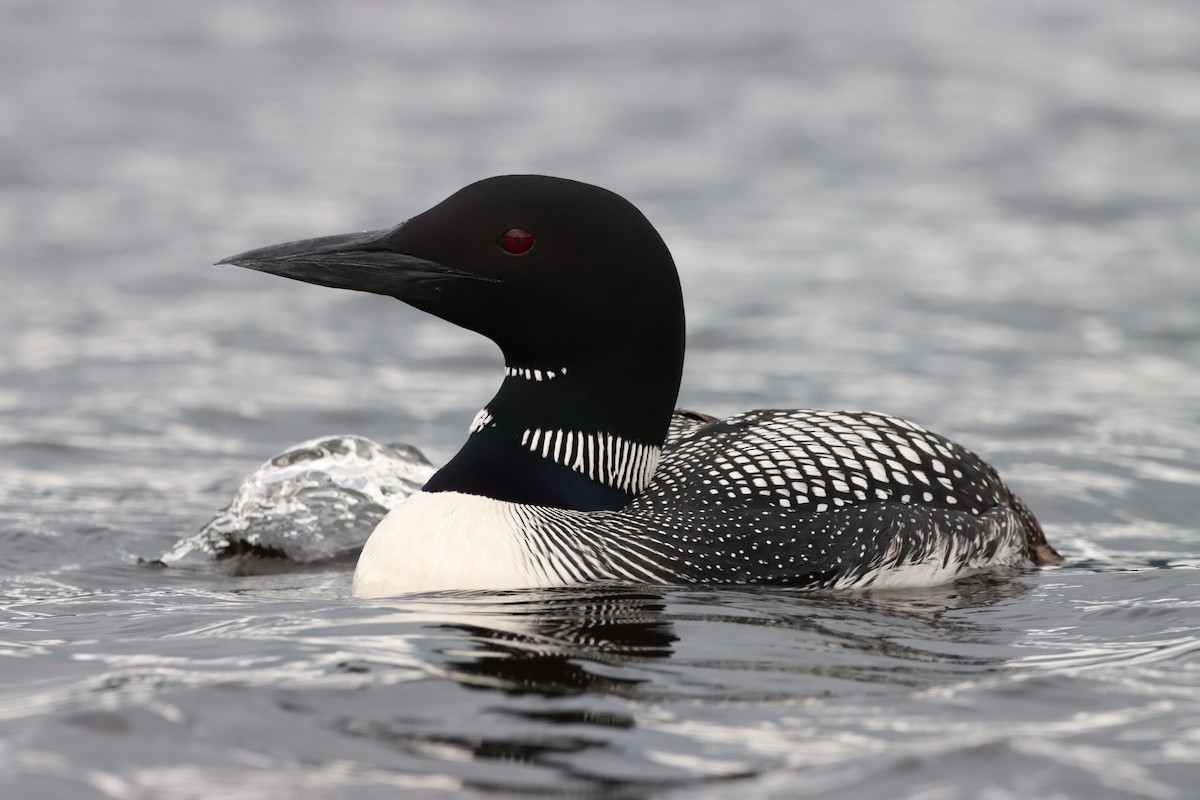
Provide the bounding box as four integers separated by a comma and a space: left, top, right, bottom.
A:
221, 176, 686, 510
221, 175, 684, 383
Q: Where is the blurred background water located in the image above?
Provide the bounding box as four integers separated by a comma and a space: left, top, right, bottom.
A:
2, 1, 1199, 797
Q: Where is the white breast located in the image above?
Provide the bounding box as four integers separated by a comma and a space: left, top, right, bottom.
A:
353, 490, 570, 597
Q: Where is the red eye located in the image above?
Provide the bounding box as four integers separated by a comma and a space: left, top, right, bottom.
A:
498, 227, 535, 255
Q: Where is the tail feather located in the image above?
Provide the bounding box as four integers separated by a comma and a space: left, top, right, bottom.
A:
1012, 495, 1063, 566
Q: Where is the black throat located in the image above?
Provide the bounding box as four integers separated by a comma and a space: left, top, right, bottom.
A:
421, 350, 682, 510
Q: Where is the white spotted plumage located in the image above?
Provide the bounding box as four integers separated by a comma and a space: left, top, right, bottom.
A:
353, 408, 1048, 595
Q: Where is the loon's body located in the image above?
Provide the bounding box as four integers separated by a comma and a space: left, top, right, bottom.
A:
221, 175, 1061, 596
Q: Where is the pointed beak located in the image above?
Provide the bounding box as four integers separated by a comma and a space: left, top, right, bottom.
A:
217, 225, 497, 298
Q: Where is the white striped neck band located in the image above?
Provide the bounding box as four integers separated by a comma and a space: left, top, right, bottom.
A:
519, 427, 660, 495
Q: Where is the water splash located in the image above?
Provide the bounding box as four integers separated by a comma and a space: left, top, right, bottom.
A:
159, 435, 434, 566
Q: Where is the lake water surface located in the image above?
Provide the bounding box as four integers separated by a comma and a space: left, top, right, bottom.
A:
2, 1, 1198, 797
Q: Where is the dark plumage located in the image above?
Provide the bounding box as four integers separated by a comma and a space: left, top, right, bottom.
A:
218, 175, 1062, 595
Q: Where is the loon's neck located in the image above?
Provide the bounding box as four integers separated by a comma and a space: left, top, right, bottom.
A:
421, 353, 682, 511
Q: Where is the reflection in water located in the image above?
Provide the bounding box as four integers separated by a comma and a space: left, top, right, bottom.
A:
332, 578, 1031, 795
434, 586, 678, 696
332, 587, 682, 794
362, 575, 1030, 697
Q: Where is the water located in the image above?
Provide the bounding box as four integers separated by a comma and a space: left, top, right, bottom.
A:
2, 0, 1199, 796
158, 436, 433, 567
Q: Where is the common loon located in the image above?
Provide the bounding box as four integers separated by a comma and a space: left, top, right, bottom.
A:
220, 175, 1062, 596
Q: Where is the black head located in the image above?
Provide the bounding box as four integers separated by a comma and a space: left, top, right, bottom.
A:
222, 177, 687, 509
220, 175, 685, 381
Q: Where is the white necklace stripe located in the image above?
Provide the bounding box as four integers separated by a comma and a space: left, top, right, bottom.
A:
505, 365, 567, 381
468, 407, 494, 434
521, 427, 661, 494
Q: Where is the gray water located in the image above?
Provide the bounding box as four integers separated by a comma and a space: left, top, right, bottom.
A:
3, 1, 1199, 797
